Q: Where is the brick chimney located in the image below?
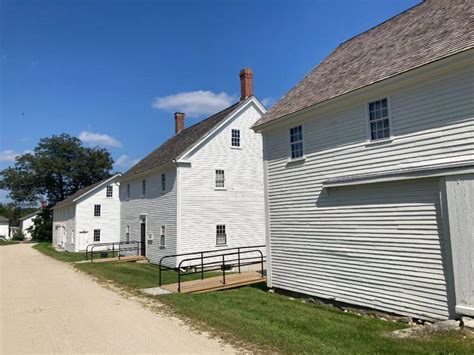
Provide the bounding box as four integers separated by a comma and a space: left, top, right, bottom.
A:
239, 68, 253, 101
175, 112, 185, 134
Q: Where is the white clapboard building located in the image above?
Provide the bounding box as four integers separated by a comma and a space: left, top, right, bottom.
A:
52, 174, 121, 252
252, 0, 473, 320
119, 69, 266, 266
19, 210, 40, 240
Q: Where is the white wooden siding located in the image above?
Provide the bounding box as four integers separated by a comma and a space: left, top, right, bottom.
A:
0, 222, 9, 239
263, 61, 473, 320
52, 206, 76, 251
21, 214, 37, 240
75, 182, 121, 251
120, 167, 177, 265
177, 102, 266, 265
445, 174, 474, 316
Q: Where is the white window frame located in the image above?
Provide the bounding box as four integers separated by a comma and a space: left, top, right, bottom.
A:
231, 128, 241, 148
106, 185, 113, 198
94, 204, 101, 217
288, 124, 305, 161
93, 229, 101, 242
216, 224, 227, 246
215, 169, 225, 189
160, 225, 166, 248
161, 173, 166, 192
366, 97, 393, 143
142, 179, 146, 197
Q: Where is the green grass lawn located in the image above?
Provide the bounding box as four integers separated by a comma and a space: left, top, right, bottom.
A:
34, 242, 474, 354
33, 242, 87, 262
0, 240, 20, 246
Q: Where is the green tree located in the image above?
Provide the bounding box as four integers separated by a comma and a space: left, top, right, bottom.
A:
27, 208, 53, 242
0, 133, 114, 240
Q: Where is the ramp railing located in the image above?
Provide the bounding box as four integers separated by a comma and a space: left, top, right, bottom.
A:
85, 241, 142, 262
158, 244, 266, 292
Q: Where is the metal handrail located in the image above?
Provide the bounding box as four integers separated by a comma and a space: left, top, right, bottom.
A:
158, 245, 265, 292
85, 241, 141, 262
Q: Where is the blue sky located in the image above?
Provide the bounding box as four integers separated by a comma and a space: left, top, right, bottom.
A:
0, 0, 419, 202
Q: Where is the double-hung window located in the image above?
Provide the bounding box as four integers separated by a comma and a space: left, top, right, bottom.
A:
216, 225, 226, 245
231, 129, 240, 147
106, 185, 113, 197
125, 225, 130, 243
126, 184, 130, 199
290, 125, 303, 159
94, 204, 101, 217
161, 174, 166, 192
215, 169, 225, 188
142, 179, 146, 196
160, 226, 166, 248
368, 98, 390, 141
93, 229, 101, 242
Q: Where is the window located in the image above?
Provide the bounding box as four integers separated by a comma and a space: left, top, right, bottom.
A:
231, 129, 240, 147
160, 225, 166, 248
216, 225, 226, 245
290, 125, 303, 159
215, 169, 225, 188
368, 98, 390, 141
93, 229, 101, 242
161, 173, 166, 192
126, 183, 130, 199
94, 204, 101, 217
142, 179, 146, 196
106, 185, 113, 197
125, 225, 130, 243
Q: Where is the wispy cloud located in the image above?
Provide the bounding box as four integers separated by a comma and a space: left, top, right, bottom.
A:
0, 149, 31, 162
114, 155, 140, 169
261, 97, 276, 109
152, 90, 236, 118
79, 131, 122, 148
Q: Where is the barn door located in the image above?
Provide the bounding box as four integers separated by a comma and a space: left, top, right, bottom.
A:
445, 174, 474, 316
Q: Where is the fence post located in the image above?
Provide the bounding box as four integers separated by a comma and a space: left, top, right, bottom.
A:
201, 252, 204, 280
118, 243, 121, 260
238, 248, 241, 273
222, 255, 226, 285
112, 243, 115, 258
178, 267, 181, 293
261, 251, 264, 277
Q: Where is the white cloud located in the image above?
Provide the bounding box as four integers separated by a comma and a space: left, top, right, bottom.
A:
0, 150, 19, 162
152, 90, 236, 118
114, 155, 140, 169
79, 131, 122, 148
261, 97, 276, 109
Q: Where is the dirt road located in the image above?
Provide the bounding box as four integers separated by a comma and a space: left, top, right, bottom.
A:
0, 244, 235, 354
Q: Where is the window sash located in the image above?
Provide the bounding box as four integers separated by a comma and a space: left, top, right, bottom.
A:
93, 229, 101, 242
126, 184, 130, 198
106, 185, 113, 197
290, 126, 303, 159
216, 225, 226, 245
215, 170, 225, 188
94, 205, 101, 217
368, 98, 390, 140
142, 180, 146, 196
161, 174, 166, 192
231, 129, 240, 147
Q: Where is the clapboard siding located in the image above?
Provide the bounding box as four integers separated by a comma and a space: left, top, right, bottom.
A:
263, 60, 473, 320
52, 206, 76, 251
120, 167, 177, 266
177, 102, 266, 265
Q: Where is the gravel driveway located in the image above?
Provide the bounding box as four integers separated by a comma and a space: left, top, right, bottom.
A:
0, 243, 235, 354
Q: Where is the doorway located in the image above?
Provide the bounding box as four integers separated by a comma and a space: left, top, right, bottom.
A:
140, 217, 146, 256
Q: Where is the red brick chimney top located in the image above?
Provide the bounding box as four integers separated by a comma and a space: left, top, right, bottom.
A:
174, 112, 185, 134
239, 68, 253, 101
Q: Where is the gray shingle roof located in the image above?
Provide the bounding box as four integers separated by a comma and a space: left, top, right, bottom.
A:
121, 101, 244, 179
52, 175, 120, 209
254, 0, 474, 128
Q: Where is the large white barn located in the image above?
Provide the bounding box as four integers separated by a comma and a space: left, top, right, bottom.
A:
253, 0, 473, 321
52, 174, 121, 252
119, 69, 266, 266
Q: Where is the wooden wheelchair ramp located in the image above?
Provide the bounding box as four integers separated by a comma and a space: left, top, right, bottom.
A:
161, 271, 266, 294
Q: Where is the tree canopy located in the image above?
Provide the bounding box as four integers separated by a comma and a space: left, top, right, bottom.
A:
0, 133, 114, 206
